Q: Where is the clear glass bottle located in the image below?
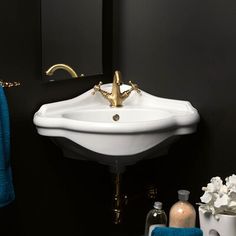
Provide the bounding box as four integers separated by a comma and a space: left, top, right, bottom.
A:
144, 201, 167, 236
169, 190, 196, 228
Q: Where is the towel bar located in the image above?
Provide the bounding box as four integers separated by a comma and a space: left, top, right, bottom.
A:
0, 80, 20, 88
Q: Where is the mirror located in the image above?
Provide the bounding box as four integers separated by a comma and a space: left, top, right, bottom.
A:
41, 0, 103, 81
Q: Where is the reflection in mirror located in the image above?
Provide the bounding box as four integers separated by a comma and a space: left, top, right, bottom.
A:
41, 0, 103, 81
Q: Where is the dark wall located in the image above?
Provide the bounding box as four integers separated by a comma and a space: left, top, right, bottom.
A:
1, 0, 236, 236
114, 0, 236, 219
0, 1, 117, 236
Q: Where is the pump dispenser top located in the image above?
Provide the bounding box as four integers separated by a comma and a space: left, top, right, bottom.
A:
169, 190, 196, 228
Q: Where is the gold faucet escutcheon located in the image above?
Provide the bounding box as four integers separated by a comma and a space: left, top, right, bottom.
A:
92, 70, 141, 107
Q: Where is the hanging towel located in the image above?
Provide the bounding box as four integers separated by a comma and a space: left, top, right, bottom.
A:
152, 227, 203, 236
0, 86, 15, 207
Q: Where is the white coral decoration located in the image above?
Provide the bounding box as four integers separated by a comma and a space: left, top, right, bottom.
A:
199, 174, 236, 218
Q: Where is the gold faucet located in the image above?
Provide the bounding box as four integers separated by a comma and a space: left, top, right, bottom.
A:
45, 64, 78, 78
92, 70, 141, 107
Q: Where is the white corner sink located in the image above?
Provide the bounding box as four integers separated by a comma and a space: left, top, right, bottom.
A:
33, 83, 199, 172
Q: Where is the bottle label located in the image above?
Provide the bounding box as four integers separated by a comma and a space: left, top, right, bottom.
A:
148, 224, 166, 236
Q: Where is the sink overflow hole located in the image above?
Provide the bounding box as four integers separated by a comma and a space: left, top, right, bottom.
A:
113, 114, 120, 121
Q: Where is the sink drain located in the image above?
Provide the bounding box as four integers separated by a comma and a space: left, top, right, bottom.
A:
113, 114, 120, 121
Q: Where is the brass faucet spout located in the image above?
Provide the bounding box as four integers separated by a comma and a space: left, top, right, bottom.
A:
113, 71, 123, 85
46, 64, 78, 78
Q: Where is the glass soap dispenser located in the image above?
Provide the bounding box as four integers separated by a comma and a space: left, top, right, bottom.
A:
169, 189, 196, 228
144, 201, 167, 236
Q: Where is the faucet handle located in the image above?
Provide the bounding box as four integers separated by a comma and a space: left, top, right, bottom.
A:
129, 81, 141, 94
92, 81, 103, 95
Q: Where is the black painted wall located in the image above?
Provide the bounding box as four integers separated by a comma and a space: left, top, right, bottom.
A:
114, 0, 236, 223
0, 1, 117, 236
1, 0, 236, 236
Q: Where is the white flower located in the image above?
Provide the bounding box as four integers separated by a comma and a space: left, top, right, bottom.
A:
226, 174, 236, 193
199, 174, 236, 217
203, 183, 215, 192
220, 185, 228, 195
210, 176, 223, 192
200, 192, 213, 204
214, 194, 229, 208
228, 200, 236, 208
226, 174, 236, 186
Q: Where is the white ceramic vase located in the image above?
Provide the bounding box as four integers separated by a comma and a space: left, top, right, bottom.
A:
199, 207, 236, 236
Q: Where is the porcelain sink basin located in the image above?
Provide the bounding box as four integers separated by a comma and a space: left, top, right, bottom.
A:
33, 83, 199, 171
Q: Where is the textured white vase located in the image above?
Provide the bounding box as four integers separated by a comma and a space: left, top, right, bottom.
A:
199, 207, 236, 236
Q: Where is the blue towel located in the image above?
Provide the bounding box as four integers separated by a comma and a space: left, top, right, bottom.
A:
0, 86, 15, 207
152, 227, 203, 236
